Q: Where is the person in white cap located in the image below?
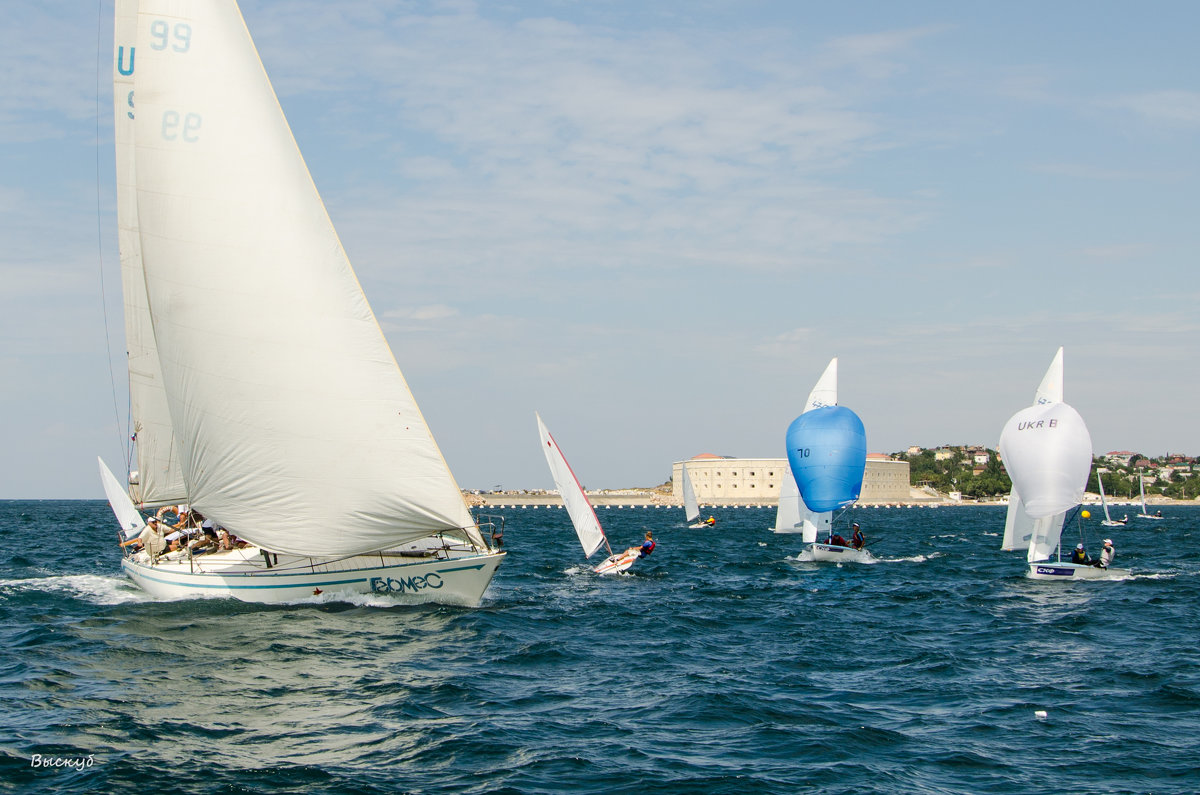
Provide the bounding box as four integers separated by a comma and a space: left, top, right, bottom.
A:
120, 515, 167, 559
1070, 543, 1090, 565
1093, 539, 1116, 569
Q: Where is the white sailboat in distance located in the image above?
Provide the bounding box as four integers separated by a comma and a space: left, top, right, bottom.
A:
1136, 474, 1164, 520
681, 464, 712, 528
536, 414, 646, 575
1096, 474, 1128, 527
100, 0, 503, 605
998, 349, 1129, 580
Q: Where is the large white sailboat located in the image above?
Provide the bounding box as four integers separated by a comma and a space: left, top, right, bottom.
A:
536, 414, 643, 575
101, 0, 504, 605
998, 349, 1129, 581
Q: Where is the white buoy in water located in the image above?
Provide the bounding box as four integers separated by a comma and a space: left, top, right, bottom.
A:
1034, 710, 1048, 720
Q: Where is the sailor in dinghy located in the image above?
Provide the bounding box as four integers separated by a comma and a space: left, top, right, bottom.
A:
536, 414, 653, 575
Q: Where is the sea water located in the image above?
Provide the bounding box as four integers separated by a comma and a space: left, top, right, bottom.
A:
1, 501, 1198, 794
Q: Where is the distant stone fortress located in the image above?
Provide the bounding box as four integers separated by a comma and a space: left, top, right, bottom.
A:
467, 454, 914, 507
672, 454, 911, 506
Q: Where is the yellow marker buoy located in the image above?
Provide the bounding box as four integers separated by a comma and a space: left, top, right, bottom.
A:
1081, 510, 1091, 519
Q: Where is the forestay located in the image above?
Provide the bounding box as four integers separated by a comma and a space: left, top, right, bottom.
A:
131, 0, 478, 556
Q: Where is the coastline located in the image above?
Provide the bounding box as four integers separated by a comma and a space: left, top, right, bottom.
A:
467, 490, 1200, 509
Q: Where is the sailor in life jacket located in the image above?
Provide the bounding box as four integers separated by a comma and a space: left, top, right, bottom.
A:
1093, 539, 1115, 569
1070, 543, 1089, 564
639, 532, 655, 558
850, 523, 865, 550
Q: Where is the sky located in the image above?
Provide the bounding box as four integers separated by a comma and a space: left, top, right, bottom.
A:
2, 0, 1198, 498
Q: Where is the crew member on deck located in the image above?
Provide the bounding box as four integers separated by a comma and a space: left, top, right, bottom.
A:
1093, 539, 1115, 569
828, 532, 848, 547
121, 516, 167, 559
1070, 543, 1090, 564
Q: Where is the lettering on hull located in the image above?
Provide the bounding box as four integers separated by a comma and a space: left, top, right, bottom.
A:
370, 573, 445, 594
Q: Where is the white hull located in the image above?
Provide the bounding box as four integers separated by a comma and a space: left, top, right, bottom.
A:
688, 522, 711, 529
121, 544, 504, 606
593, 550, 639, 575
1027, 562, 1131, 581
1101, 520, 1128, 527
809, 543, 875, 564
1136, 514, 1164, 520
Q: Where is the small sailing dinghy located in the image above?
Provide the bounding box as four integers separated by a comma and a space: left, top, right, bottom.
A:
1096, 474, 1128, 527
681, 465, 713, 528
536, 414, 646, 575
785, 359, 872, 563
1136, 474, 1164, 520
998, 349, 1130, 581
100, 0, 504, 605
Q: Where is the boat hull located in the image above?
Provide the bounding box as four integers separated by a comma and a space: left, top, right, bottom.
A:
1027, 562, 1131, 581
809, 543, 875, 563
593, 550, 639, 575
121, 548, 505, 606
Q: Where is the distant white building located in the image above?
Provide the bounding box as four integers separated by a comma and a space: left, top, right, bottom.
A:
673, 454, 911, 504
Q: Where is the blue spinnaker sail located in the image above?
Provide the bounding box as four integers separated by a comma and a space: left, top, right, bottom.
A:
786, 406, 867, 513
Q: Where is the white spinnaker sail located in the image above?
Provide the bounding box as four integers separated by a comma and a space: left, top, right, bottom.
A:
132, 1, 478, 556
537, 414, 607, 558
779, 356, 838, 540
99, 457, 147, 540
682, 464, 699, 524
999, 401, 1092, 561
1002, 348, 1067, 552
113, 0, 186, 506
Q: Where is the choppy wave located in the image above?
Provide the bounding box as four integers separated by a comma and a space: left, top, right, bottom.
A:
3, 501, 1200, 795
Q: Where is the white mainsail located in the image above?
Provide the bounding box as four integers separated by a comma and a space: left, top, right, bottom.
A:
113, 0, 186, 506
1001, 347, 1067, 555
536, 414, 608, 558
129, 1, 478, 557
775, 357, 838, 542
998, 353, 1092, 562
682, 464, 700, 524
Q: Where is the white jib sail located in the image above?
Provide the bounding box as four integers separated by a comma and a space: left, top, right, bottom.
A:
536, 414, 607, 558
773, 463, 828, 542
131, 1, 478, 556
682, 464, 700, 524
113, 0, 187, 506
99, 457, 147, 540
1002, 347, 1067, 552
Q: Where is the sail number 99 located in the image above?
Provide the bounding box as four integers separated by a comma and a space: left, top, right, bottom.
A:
149, 20, 192, 53
162, 111, 201, 142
